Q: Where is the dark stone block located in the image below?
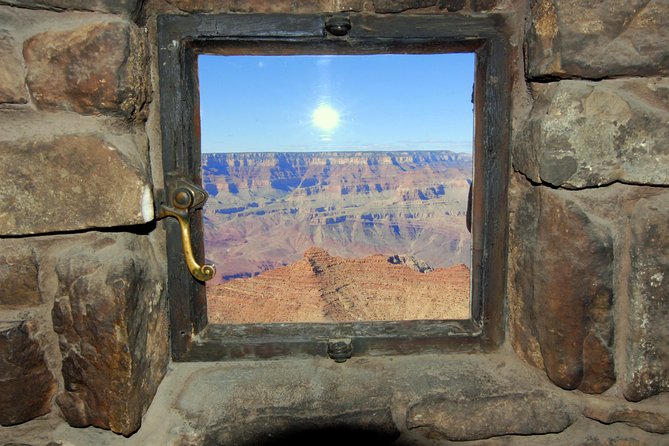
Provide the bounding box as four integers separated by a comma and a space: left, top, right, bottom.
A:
52, 233, 168, 435
510, 181, 616, 393
373, 0, 437, 13
526, 0, 669, 79
624, 191, 669, 401
0, 320, 55, 426
0, 247, 40, 307
438, 0, 464, 11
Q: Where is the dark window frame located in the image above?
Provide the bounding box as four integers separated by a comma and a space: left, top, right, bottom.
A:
157, 13, 511, 361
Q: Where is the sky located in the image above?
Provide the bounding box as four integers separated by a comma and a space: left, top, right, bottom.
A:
198, 52, 475, 154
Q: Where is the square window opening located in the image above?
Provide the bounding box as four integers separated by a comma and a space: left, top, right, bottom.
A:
157, 14, 511, 361
199, 53, 475, 325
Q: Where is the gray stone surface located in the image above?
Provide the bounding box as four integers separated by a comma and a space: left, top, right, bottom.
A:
372, 0, 436, 12
526, 0, 669, 79
0, 134, 153, 236
407, 390, 574, 440
0, 320, 55, 426
624, 191, 669, 402
0, 32, 27, 104
174, 353, 574, 445
584, 396, 669, 434
24, 21, 147, 119
51, 232, 168, 436
0, 243, 41, 307
0, 0, 144, 18
510, 179, 616, 393
516, 78, 669, 188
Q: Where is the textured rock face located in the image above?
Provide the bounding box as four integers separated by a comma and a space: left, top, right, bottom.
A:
203, 151, 471, 283
0, 320, 55, 426
407, 390, 575, 441
0, 135, 153, 236
51, 233, 168, 436
0, 246, 41, 307
511, 180, 615, 394
24, 21, 147, 119
516, 78, 669, 189
624, 192, 669, 402
526, 0, 669, 79
0, 32, 27, 104
207, 247, 469, 323
0, 0, 144, 17
372, 0, 437, 13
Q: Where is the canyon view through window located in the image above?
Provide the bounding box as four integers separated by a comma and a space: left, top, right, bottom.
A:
199, 53, 474, 324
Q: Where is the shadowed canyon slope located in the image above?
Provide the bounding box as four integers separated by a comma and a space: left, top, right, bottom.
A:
202, 150, 472, 284
207, 248, 471, 323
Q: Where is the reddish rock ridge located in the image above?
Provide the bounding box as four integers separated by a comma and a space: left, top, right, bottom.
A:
207, 247, 470, 323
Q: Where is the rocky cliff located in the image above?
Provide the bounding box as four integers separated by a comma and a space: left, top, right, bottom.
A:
207, 248, 470, 323
202, 150, 472, 284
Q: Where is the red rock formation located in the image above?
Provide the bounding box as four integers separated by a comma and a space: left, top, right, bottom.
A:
207, 248, 470, 323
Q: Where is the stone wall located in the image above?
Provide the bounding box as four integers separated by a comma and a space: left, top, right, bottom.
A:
0, 0, 667, 444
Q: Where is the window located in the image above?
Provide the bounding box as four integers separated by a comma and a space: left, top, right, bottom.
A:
158, 13, 510, 361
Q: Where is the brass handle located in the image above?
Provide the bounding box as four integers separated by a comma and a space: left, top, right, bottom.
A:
159, 179, 216, 282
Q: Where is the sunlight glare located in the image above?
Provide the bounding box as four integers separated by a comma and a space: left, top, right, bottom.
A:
312, 103, 340, 132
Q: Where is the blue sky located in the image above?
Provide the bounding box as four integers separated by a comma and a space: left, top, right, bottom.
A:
198, 53, 475, 153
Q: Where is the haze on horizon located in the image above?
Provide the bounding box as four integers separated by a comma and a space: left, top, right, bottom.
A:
198, 53, 475, 154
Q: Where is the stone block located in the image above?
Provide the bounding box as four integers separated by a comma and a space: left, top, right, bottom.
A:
373, 0, 437, 13
407, 390, 575, 441
438, 0, 465, 12
0, 134, 153, 236
0, 320, 56, 426
51, 232, 168, 436
584, 397, 669, 434
511, 181, 616, 393
164, 0, 291, 13
624, 191, 669, 402
0, 0, 143, 18
516, 78, 669, 188
0, 32, 27, 104
0, 242, 40, 307
471, 0, 497, 11
526, 0, 669, 79
24, 21, 147, 119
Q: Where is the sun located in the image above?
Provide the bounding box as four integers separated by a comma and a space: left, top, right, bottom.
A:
312, 103, 340, 132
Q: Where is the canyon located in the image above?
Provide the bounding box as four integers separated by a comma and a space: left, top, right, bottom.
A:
201, 150, 473, 285
207, 247, 471, 323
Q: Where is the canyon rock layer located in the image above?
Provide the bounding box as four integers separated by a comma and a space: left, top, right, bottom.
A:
202, 150, 472, 284
207, 247, 471, 323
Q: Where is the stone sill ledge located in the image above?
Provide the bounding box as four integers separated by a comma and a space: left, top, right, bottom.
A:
2, 351, 668, 445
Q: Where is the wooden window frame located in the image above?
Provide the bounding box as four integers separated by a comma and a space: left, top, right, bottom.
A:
157, 13, 511, 361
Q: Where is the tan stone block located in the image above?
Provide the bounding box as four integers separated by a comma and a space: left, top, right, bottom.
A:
0, 32, 27, 104
24, 21, 148, 119
0, 0, 143, 17
0, 134, 154, 236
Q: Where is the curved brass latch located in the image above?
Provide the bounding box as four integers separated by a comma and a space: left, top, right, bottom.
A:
159, 178, 216, 282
